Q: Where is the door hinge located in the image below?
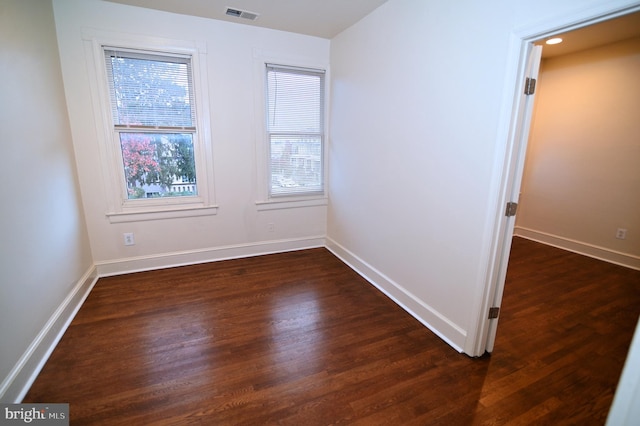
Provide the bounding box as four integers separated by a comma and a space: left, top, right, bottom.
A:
488, 307, 500, 319
524, 77, 536, 95
505, 201, 518, 217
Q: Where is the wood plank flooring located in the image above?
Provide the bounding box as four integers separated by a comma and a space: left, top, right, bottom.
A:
24, 238, 640, 425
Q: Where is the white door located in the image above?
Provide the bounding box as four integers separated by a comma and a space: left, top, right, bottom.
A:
484, 44, 543, 353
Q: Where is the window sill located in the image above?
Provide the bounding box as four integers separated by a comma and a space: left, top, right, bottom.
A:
256, 197, 328, 211
106, 205, 218, 223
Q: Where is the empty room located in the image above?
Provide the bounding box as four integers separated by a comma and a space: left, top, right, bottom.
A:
1, 0, 639, 424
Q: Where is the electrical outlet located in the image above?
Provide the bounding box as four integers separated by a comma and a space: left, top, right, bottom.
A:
267, 223, 275, 233
123, 232, 135, 246
616, 228, 627, 240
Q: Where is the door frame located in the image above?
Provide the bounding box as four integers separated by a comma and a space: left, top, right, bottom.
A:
465, 1, 640, 357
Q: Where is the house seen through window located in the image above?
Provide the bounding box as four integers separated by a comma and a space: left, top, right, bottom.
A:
105, 49, 198, 200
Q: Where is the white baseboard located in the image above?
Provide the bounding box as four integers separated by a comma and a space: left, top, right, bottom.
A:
514, 227, 640, 270
0, 266, 98, 403
325, 237, 466, 353
95, 236, 326, 277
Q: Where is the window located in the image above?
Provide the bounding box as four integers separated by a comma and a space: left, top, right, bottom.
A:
265, 64, 325, 197
104, 49, 198, 200
83, 30, 215, 222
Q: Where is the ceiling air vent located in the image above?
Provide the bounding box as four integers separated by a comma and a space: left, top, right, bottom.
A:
225, 7, 259, 21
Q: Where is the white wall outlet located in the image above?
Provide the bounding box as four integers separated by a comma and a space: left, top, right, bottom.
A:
123, 232, 135, 246
268, 223, 275, 232
616, 228, 627, 240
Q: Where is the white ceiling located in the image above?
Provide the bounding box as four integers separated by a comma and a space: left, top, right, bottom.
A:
102, 1, 640, 54
103, 0, 389, 39
538, 11, 640, 58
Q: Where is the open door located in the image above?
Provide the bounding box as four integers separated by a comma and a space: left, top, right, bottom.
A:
484, 44, 542, 353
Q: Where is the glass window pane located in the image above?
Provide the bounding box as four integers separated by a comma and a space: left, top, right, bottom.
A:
120, 133, 197, 199
270, 135, 322, 195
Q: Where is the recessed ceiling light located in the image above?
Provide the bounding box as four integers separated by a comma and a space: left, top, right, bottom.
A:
545, 37, 563, 45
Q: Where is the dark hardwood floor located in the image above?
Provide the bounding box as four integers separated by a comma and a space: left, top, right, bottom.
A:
24, 237, 640, 425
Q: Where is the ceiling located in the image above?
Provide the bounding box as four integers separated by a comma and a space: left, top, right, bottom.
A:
103, 1, 640, 53
103, 0, 389, 39
538, 11, 640, 58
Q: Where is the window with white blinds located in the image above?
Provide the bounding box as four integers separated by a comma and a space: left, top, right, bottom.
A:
266, 64, 325, 197
104, 49, 199, 200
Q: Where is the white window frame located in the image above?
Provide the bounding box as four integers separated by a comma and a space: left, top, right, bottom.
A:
253, 50, 329, 211
83, 29, 217, 223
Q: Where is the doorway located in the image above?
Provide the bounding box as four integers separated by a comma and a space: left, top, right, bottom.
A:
515, 12, 640, 264
476, 5, 640, 357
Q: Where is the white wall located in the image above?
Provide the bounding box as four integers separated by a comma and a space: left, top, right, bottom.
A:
607, 317, 640, 425
516, 37, 640, 269
327, 0, 640, 353
0, 0, 93, 401
52, 0, 330, 271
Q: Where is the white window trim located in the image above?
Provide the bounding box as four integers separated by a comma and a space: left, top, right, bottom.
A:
252, 49, 329, 210
83, 28, 217, 223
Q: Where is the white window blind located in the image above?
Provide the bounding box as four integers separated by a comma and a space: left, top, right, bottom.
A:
266, 64, 325, 196
104, 49, 195, 129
